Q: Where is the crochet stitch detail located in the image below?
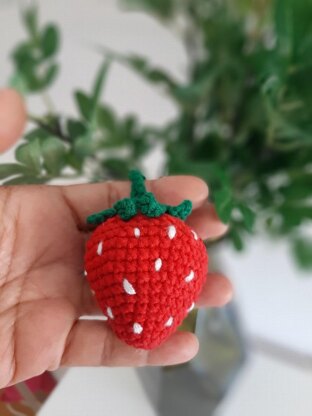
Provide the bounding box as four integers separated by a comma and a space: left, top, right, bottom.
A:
85, 213, 208, 349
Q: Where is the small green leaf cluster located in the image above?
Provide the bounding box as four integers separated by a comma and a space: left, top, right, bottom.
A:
10, 5, 60, 93
1, 127, 67, 184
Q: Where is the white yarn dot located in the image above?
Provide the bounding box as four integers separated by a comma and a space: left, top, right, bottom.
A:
123, 278, 136, 295
191, 230, 198, 240
97, 241, 103, 255
134, 227, 140, 238
84, 270, 87, 277
107, 307, 114, 319
165, 316, 174, 327
155, 258, 162, 271
167, 225, 176, 240
185, 270, 195, 283
133, 322, 143, 334
187, 302, 195, 313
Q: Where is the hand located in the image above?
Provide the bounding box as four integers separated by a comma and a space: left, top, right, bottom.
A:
0, 91, 232, 388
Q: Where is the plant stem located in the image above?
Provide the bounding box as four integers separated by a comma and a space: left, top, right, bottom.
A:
27, 114, 72, 143
41, 92, 56, 114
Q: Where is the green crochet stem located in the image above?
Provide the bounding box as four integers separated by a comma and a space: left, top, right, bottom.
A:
87, 170, 192, 225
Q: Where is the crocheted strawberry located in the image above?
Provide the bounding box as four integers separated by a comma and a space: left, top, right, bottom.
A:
84, 171, 208, 350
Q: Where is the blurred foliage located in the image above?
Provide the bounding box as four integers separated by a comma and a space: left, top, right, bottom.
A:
10, 5, 59, 93
1, 0, 312, 268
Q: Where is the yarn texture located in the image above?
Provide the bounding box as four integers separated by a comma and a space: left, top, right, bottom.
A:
84, 171, 208, 350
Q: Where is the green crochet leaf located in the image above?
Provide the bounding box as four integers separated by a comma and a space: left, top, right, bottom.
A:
166, 200, 192, 220
86, 170, 193, 224
137, 193, 167, 217
114, 198, 137, 220
87, 207, 116, 225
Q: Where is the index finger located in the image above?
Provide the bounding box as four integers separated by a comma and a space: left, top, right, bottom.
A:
60, 176, 209, 230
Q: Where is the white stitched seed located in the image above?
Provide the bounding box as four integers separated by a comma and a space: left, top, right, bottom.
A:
155, 258, 162, 271
133, 323, 143, 334
165, 316, 174, 327
134, 227, 140, 238
123, 278, 136, 295
167, 225, 176, 239
84, 270, 87, 276
107, 307, 114, 319
185, 270, 195, 283
187, 302, 195, 313
191, 230, 198, 240
97, 241, 103, 255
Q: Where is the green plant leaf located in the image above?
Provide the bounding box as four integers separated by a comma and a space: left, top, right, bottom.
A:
24, 127, 51, 141
127, 55, 177, 90
279, 174, 312, 201
41, 137, 67, 175
274, 0, 312, 61
12, 7, 60, 93
97, 105, 116, 132
9, 71, 29, 94
41, 24, 59, 58
237, 202, 256, 232
15, 139, 41, 174
22, 5, 38, 39
67, 119, 87, 139
89, 61, 110, 126
280, 184, 312, 201
104, 51, 179, 95
292, 238, 312, 269
279, 203, 312, 230
214, 187, 234, 223
11, 42, 40, 93
0, 164, 30, 180
12, 42, 38, 68
74, 62, 110, 126
228, 228, 244, 251
74, 91, 92, 121
12, 61, 59, 92
73, 136, 94, 158
41, 63, 59, 88
66, 151, 83, 171
123, 0, 174, 18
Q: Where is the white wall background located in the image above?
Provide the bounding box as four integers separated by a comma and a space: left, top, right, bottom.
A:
1, 1, 312, 414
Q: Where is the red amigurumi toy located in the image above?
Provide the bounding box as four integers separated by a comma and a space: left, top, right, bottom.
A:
84, 171, 208, 349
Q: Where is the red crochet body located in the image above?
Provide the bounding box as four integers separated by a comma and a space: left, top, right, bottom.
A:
85, 213, 208, 349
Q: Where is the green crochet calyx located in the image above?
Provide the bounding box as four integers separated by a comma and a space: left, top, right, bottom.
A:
87, 170, 192, 225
